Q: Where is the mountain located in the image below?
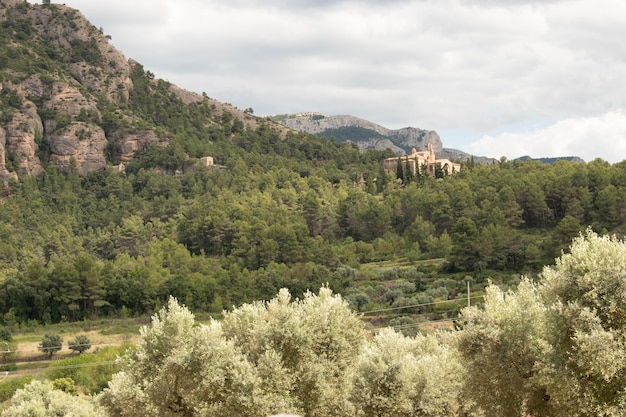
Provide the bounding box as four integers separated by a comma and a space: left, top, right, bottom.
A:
272, 113, 442, 154
0, 0, 288, 183
514, 155, 585, 164
271, 112, 498, 164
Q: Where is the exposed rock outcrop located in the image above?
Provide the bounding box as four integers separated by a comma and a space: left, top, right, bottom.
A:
274, 113, 443, 155
280, 114, 389, 136
48, 124, 108, 175
0, 1, 131, 180
388, 127, 443, 153
116, 130, 161, 163
0, 1, 287, 182
0, 0, 22, 8
0, 124, 17, 181
1, 85, 45, 177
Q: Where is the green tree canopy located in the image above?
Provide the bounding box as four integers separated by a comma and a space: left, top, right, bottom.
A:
68, 334, 91, 354
38, 333, 63, 358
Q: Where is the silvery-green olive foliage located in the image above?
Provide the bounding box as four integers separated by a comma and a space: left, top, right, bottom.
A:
456, 230, 626, 417
221, 287, 365, 417
351, 328, 464, 417
100, 287, 466, 417
99, 297, 284, 417
100, 287, 366, 417
455, 280, 555, 417
3, 380, 106, 417
539, 231, 626, 416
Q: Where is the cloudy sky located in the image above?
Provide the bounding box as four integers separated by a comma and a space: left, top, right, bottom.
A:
37, 0, 626, 162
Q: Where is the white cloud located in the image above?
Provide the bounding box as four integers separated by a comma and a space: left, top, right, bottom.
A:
464, 110, 626, 163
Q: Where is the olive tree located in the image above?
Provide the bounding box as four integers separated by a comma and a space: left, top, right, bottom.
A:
100, 288, 366, 417
454, 280, 555, 417
455, 230, 626, 417
99, 297, 279, 417
68, 334, 91, 354
539, 231, 626, 416
351, 328, 464, 417
38, 333, 63, 358
222, 287, 366, 417
3, 380, 106, 417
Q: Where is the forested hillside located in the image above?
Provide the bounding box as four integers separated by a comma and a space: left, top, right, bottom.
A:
2, 1, 626, 328
0, 0, 284, 179
1, 136, 625, 324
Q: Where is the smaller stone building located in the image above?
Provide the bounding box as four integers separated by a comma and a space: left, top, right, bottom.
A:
383, 144, 461, 177
199, 156, 214, 167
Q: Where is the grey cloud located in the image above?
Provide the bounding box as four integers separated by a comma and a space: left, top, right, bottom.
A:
223, 0, 411, 9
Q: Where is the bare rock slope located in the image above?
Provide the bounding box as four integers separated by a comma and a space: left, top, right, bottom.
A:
273, 113, 500, 163
273, 113, 443, 155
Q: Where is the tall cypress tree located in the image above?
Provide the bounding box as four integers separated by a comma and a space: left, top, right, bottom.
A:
395, 158, 404, 183
404, 156, 414, 183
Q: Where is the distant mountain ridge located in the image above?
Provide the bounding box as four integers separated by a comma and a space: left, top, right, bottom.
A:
515, 155, 585, 164
271, 113, 587, 165
271, 112, 497, 164
272, 113, 441, 155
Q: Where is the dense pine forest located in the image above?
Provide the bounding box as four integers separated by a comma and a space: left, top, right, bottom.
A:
1, 100, 626, 325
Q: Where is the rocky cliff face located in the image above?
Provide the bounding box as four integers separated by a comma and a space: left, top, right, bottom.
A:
0, 0, 129, 179
273, 113, 443, 155
0, 0, 278, 183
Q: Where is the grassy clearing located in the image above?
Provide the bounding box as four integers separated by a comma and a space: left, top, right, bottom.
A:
4, 317, 145, 366
358, 257, 446, 272
0, 318, 144, 404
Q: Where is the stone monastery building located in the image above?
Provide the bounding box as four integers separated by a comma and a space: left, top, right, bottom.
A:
383, 144, 461, 177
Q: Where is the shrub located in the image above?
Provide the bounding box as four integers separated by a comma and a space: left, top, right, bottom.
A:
38, 333, 63, 358
68, 334, 91, 354
0, 376, 32, 403
52, 377, 77, 395
0, 326, 12, 342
